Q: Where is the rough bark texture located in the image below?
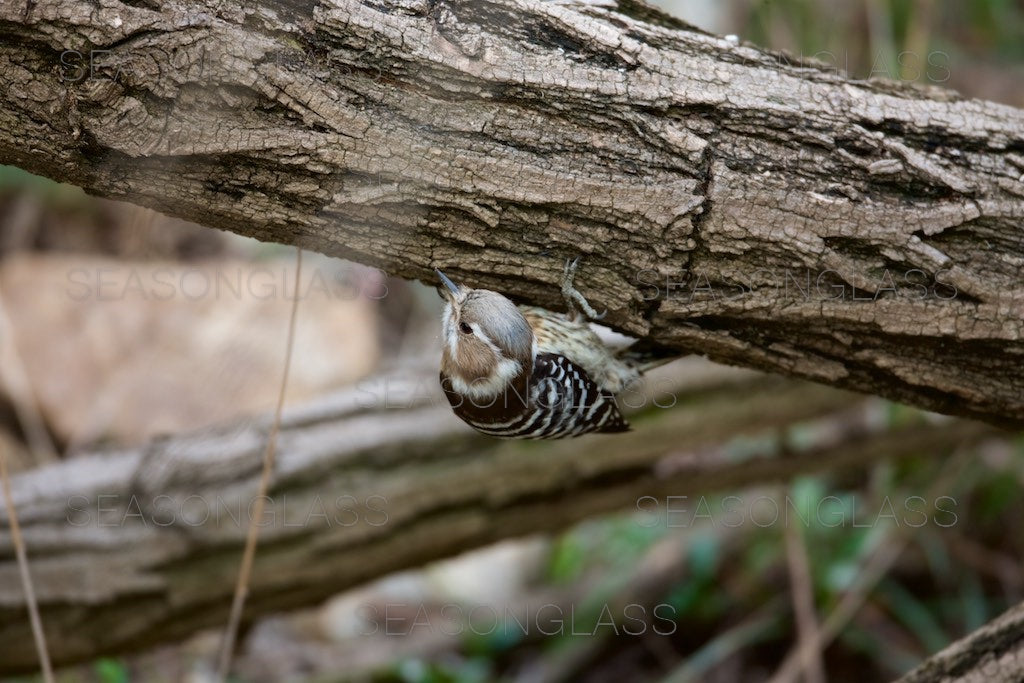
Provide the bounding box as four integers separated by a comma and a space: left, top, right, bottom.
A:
0, 0, 1022, 426
0, 364, 994, 672
897, 601, 1024, 683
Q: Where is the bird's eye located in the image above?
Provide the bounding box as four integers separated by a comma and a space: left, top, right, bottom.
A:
459, 322, 473, 335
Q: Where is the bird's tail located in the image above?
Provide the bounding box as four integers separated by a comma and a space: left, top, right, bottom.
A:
614, 340, 679, 373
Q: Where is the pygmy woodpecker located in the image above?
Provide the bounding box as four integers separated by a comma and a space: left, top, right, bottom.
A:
436, 259, 657, 439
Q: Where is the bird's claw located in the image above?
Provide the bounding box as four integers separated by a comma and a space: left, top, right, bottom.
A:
561, 257, 605, 321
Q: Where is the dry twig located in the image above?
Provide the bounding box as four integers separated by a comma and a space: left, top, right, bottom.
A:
782, 484, 826, 683
215, 247, 303, 680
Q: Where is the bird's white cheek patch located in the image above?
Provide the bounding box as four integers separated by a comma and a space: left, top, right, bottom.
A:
441, 303, 460, 359
450, 357, 522, 401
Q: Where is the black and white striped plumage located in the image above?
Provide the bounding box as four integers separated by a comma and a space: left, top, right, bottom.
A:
435, 268, 642, 440
441, 352, 628, 439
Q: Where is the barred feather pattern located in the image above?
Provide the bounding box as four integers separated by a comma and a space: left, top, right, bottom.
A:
520, 306, 645, 394
441, 352, 628, 439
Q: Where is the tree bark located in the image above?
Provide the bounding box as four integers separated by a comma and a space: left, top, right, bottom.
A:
0, 364, 994, 672
897, 600, 1024, 683
0, 0, 1022, 426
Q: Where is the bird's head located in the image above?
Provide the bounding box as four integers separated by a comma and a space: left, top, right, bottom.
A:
436, 269, 535, 400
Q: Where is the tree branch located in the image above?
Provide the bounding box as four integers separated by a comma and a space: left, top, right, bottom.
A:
897, 600, 1024, 683
0, 0, 1021, 425
0, 364, 994, 672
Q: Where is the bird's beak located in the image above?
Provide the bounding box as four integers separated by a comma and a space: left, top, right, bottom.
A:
435, 269, 462, 301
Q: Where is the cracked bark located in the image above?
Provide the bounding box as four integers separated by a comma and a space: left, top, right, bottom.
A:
0, 365, 996, 672
0, 0, 1023, 425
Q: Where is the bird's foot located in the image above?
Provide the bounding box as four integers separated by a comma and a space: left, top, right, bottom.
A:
561, 257, 606, 322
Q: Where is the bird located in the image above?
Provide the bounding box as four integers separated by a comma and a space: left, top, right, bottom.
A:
435, 259, 664, 439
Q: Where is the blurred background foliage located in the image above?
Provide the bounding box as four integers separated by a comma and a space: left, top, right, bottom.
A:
1, 0, 1022, 682
655, 0, 1024, 106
